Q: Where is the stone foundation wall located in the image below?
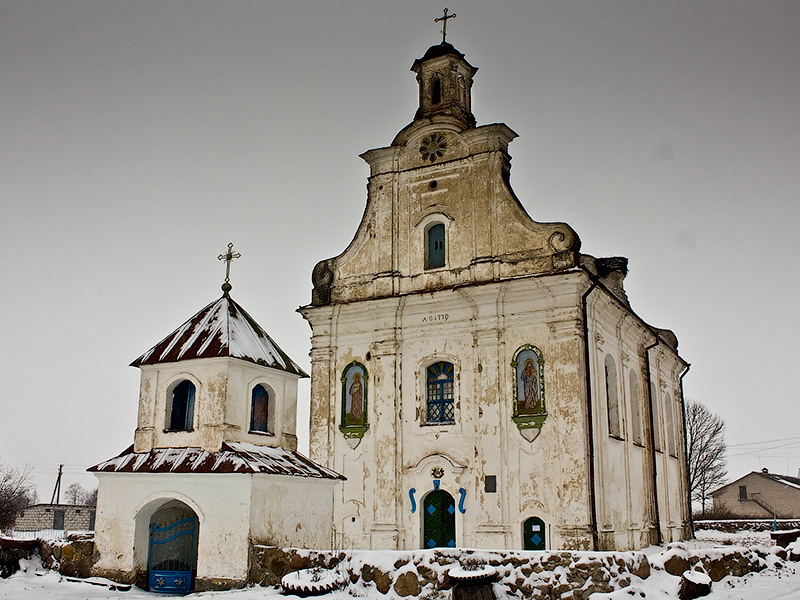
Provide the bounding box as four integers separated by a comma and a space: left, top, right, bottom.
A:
250, 546, 650, 599
4, 534, 790, 599
250, 543, 787, 600
695, 519, 800, 532
38, 534, 95, 579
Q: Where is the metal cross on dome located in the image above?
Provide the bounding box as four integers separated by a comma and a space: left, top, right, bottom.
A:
434, 8, 456, 43
218, 242, 241, 295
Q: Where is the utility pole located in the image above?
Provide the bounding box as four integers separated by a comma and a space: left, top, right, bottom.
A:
50, 464, 63, 504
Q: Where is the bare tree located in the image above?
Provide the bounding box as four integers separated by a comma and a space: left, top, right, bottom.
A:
686, 399, 727, 515
65, 482, 87, 505
0, 461, 37, 529
84, 487, 98, 507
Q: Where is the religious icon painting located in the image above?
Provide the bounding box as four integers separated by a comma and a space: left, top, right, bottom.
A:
511, 345, 547, 438
340, 361, 369, 445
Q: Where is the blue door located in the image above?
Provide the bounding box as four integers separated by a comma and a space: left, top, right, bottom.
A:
423, 490, 456, 548
148, 512, 197, 594
523, 516, 546, 550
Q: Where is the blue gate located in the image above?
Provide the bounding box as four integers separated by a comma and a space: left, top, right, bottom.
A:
148, 516, 196, 594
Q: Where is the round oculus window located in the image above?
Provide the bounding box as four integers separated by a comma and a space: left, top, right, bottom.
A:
419, 133, 447, 162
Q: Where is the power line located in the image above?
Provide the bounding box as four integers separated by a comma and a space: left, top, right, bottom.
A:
728, 435, 800, 448
728, 439, 800, 458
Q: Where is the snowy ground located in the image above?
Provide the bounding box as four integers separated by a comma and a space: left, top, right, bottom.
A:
2, 531, 800, 599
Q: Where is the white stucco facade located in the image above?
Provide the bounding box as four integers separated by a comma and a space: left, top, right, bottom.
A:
92, 472, 336, 586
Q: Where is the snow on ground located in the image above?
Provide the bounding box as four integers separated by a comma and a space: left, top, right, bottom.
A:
3, 533, 800, 599
692, 528, 774, 549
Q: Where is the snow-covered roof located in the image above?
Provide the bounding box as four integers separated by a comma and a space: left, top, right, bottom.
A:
711, 470, 800, 496
88, 442, 344, 480
131, 295, 307, 376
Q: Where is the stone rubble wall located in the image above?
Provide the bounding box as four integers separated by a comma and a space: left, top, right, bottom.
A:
37, 534, 95, 579
250, 543, 790, 600
3, 534, 791, 599
695, 519, 800, 532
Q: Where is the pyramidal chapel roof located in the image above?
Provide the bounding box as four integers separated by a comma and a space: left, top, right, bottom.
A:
131, 295, 307, 376
89, 442, 344, 480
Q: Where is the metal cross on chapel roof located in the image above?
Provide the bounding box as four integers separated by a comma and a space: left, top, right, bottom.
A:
434, 8, 456, 43
218, 242, 241, 295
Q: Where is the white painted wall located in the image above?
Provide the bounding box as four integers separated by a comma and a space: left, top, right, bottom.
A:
94, 471, 339, 584
250, 476, 338, 549
93, 472, 251, 582
133, 356, 301, 453
305, 271, 689, 551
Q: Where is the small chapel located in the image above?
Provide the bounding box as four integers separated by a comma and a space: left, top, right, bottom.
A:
89, 247, 343, 592
88, 21, 691, 594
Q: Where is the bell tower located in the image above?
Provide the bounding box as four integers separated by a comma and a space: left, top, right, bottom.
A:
411, 41, 477, 129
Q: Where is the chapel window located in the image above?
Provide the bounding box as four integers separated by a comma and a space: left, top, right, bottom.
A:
431, 75, 442, 105
651, 382, 662, 451
458, 75, 466, 106
426, 361, 455, 424
426, 222, 446, 269
166, 379, 195, 432
629, 370, 643, 445
665, 393, 677, 457
604, 354, 622, 439
340, 361, 369, 442
250, 384, 273, 434
513, 345, 545, 417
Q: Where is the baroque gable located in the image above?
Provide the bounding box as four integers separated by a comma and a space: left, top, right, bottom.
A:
311, 44, 580, 308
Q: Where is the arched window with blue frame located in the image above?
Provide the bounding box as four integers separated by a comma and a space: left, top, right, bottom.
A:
426, 361, 455, 424
167, 380, 195, 432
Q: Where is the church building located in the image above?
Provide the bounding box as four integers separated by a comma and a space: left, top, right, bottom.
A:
299, 37, 691, 552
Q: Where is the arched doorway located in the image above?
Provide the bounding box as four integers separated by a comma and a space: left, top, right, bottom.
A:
147, 501, 198, 594
422, 490, 456, 548
523, 516, 546, 550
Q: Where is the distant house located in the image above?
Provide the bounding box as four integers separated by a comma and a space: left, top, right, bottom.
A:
711, 469, 800, 519
13, 503, 96, 532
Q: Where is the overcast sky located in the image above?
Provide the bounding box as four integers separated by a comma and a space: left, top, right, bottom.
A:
1, 1, 798, 500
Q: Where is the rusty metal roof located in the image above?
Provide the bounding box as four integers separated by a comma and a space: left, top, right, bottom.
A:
88, 442, 344, 480
131, 295, 307, 376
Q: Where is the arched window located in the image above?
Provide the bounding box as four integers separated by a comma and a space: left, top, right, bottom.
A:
604, 354, 622, 438
167, 380, 195, 432
512, 345, 545, 417
340, 362, 369, 443
431, 75, 442, 105
665, 393, 677, 457
426, 222, 446, 269
426, 361, 455, 424
650, 382, 662, 451
629, 370, 643, 445
458, 75, 466, 106
250, 384, 272, 434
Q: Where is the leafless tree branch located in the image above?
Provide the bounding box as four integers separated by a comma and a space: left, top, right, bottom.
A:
0, 461, 37, 529
686, 399, 728, 514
